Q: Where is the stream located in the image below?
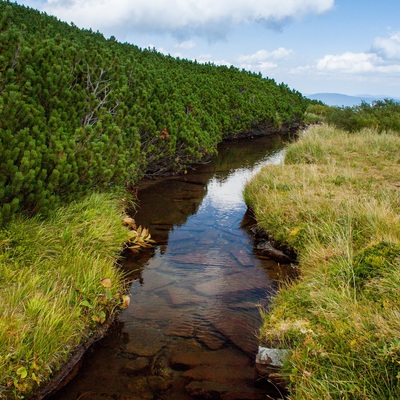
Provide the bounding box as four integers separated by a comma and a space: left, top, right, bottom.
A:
51, 133, 296, 400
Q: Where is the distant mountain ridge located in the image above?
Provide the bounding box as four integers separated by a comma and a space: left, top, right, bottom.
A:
306, 92, 400, 107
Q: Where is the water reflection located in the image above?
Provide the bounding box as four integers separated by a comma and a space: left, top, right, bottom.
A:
52, 134, 293, 400
201, 149, 285, 214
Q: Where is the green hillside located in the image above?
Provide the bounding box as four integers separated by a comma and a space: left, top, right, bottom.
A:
0, 1, 307, 225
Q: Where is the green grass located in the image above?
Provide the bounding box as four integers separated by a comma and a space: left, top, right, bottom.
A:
0, 193, 130, 399
244, 125, 400, 399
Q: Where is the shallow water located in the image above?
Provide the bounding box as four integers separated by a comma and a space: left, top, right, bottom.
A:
51, 134, 295, 400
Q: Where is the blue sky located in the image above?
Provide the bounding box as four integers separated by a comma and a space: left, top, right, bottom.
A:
15, 0, 400, 97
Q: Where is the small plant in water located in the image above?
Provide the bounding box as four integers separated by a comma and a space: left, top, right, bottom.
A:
123, 216, 156, 253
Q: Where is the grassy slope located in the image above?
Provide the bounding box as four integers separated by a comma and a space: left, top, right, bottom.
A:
0, 193, 130, 399
244, 125, 400, 399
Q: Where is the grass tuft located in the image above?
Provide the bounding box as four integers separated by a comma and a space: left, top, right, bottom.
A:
244, 125, 400, 399
0, 192, 130, 399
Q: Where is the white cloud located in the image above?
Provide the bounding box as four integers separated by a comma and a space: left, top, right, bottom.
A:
372, 32, 400, 60
236, 47, 293, 73
197, 53, 213, 61
174, 40, 197, 50
240, 62, 278, 71
37, 0, 334, 39
316, 50, 400, 75
316, 52, 381, 73
315, 31, 400, 76
238, 48, 293, 63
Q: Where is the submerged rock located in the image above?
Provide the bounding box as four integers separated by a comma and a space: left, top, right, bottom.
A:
256, 241, 296, 263
120, 357, 149, 376
213, 311, 259, 356
182, 365, 256, 384
124, 327, 168, 357
195, 325, 226, 350
170, 348, 250, 370
185, 381, 266, 399
166, 318, 196, 338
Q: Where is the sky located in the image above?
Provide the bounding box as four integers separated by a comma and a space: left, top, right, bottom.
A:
14, 0, 400, 97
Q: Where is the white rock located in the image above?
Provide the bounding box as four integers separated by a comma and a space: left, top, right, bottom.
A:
256, 346, 290, 367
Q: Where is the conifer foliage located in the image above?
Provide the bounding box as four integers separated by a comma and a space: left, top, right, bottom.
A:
0, 1, 307, 225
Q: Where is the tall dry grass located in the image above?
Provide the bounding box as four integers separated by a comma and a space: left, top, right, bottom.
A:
244, 125, 400, 399
0, 192, 130, 398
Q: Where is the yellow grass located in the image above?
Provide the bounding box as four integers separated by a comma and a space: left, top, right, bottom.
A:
244, 125, 400, 399
0, 193, 130, 399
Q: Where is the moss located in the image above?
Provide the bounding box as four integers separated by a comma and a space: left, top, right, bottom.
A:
354, 241, 400, 282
